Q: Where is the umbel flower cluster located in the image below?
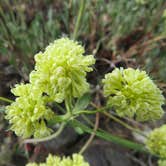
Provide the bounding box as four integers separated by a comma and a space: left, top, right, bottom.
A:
146, 124, 166, 158
102, 68, 164, 121
30, 38, 95, 103
26, 154, 89, 166
5, 84, 54, 138
5, 38, 95, 138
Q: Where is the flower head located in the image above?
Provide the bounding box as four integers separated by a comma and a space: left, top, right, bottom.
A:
30, 38, 95, 103
26, 154, 90, 166
5, 83, 54, 138
146, 125, 166, 158
102, 68, 164, 121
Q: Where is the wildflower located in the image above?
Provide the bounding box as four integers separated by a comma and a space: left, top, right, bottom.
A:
146, 125, 166, 158
5, 38, 95, 138
5, 83, 54, 138
102, 68, 164, 121
30, 38, 95, 103
26, 154, 90, 166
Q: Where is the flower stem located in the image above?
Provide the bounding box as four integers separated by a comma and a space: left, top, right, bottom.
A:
103, 111, 147, 137
71, 119, 147, 152
81, 115, 94, 127
73, 0, 85, 39
91, 102, 147, 137
79, 112, 100, 154
23, 123, 66, 144
0, 96, 13, 103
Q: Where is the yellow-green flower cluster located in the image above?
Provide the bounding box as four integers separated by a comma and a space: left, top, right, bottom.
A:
5, 83, 54, 138
158, 160, 166, 166
26, 154, 90, 166
102, 68, 164, 121
30, 38, 95, 103
146, 125, 166, 158
5, 38, 95, 138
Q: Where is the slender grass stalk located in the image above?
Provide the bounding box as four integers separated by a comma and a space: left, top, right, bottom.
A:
91, 102, 147, 137
103, 111, 147, 138
79, 112, 100, 154
72, 0, 85, 39
81, 114, 94, 127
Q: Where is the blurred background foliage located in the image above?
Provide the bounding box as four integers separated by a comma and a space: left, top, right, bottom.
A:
0, 0, 166, 82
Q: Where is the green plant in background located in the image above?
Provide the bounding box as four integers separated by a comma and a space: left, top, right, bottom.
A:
144, 8, 166, 82
0, 0, 63, 73
26, 153, 89, 166
0, 0, 166, 81
1, 38, 165, 165
135, 0, 147, 5
95, 0, 165, 41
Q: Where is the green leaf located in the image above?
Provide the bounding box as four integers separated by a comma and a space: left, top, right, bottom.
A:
73, 93, 91, 112
74, 126, 84, 135
47, 114, 69, 126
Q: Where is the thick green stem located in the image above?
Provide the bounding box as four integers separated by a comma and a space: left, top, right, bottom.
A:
73, 0, 85, 39
71, 119, 147, 152
23, 123, 66, 144
56, 103, 146, 152
65, 96, 73, 115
